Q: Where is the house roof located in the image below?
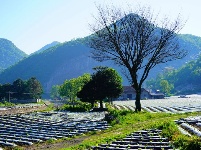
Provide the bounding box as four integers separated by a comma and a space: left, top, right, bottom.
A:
123, 86, 135, 93
122, 86, 149, 93
149, 92, 164, 96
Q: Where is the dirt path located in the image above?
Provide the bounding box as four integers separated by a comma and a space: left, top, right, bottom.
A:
25, 136, 89, 150
0, 105, 47, 116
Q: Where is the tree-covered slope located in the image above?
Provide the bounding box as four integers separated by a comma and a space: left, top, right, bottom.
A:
32, 41, 60, 55
146, 54, 201, 95
178, 34, 201, 60
0, 39, 110, 96
0, 38, 27, 72
169, 55, 201, 94
0, 34, 201, 97
153, 34, 201, 94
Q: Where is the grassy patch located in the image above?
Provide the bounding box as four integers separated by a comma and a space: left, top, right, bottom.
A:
0, 101, 15, 106
59, 101, 92, 112
64, 109, 201, 150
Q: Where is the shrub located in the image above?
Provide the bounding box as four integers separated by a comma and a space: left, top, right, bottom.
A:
183, 138, 201, 150
0, 101, 15, 107
60, 100, 91, 112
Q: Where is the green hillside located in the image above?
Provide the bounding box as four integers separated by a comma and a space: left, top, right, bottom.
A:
0, 38, 108, 96
0, 38, 27, 72
145, 34, 201, 95
153, 55, 201, 94
32, 41, 60, 55
0, 34, 201, 97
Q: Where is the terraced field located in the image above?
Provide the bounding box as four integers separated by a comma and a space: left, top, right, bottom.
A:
175, 116, 201, 137
0, 95, 201, 150
113, 94, 201, 113
92, 129, 174, 150
0, 111, 109, 149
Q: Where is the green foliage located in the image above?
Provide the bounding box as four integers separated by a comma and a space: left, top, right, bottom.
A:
183, 138, 201, 150
0, 38, 27, 71
160, 80, 174, 96
155, 121, 180, 140
147, 54, 201, 94
26, 77, 43, 99
50, 85, 61, 99
0, 77, 43, 101
59, 73, 91, 100
1, 34, 201, 98
0, 101, 15, 106
0, 39, 95, 96
60, 100, 91, 112
65, 109, 201, 150
78, 67, 123, 108
179, 34, 201, 51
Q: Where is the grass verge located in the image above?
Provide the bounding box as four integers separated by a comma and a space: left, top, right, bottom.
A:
63, 108, 201, 150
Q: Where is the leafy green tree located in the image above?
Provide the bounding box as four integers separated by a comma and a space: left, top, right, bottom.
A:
50, 85, 61, 99
78, 67, 123, 108
26, 77, 43, 99
12, 78, 26, 100
0, 83, 12, 101
88, 5, 186, 111
77, 79, 96, 108
59, 73, 91, 104
160, 80, 174, 96
93, 67, 123, 106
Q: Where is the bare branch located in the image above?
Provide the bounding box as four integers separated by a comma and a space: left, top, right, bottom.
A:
88, 4, 187, 111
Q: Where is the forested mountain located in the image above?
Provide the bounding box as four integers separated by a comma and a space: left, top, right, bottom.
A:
0, 34, 201, 97
33, 41, 60, 54
178, 34, 201, 60
146, 34, 201, 95
147, 54, 201, 95
0, 38, 113, 97
0, 38, 27, 72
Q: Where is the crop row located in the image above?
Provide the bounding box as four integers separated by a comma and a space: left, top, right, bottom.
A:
112, 104, 201, 113
175, 116, 201, 137
91, 129, 174, 150
0, 111, 109, 148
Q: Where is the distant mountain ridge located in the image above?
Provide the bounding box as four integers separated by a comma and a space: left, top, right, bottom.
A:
178, 34, 201, 59
0, 33, 201, 97
33, 41, 60, 54
0, 38, 27, 72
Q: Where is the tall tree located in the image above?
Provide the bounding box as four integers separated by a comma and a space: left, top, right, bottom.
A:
160, 80, 174, 96
50, 85, 61, 100
26, 77, 43, 99
12, 78, 26, 100
0, 84, 2, 100
78, 67, 123, 108
88, 5, 187, 111
59, 73, 91, 103
92, 67, 123, 107
77, 79, 96, 108
0, 83, 12, 101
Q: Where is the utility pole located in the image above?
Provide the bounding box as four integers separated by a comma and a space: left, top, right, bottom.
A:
6, 91, 17, 102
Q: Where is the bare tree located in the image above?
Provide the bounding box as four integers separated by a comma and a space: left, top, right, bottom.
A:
88, 5, 187, 111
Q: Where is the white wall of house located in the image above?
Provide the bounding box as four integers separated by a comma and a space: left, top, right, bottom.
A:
119, 90, 150, 100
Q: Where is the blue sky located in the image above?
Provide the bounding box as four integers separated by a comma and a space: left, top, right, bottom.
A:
0, 0, 200, 54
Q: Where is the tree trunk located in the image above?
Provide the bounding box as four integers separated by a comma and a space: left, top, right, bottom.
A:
110, 98, 113, 104
100, 100, 103, 108
135, 89, 141, 112
91, 101, 94, 108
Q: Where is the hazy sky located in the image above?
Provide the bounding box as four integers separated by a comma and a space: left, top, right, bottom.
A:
0, 0, 200, 54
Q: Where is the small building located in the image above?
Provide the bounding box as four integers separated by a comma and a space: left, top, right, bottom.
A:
118, 86, 164, 100
149, 92, 165, 99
